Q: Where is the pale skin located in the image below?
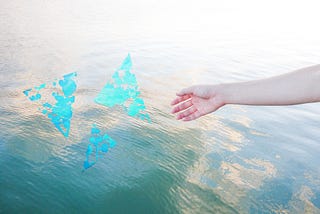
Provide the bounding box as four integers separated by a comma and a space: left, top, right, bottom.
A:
171, 64, 320, 121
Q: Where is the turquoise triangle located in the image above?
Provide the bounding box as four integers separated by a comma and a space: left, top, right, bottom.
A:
83, 124, 117, 170
23, 72, 77, 137
95, 54, 151, 123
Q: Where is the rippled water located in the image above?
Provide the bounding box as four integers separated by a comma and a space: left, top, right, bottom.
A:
1, 0, 320, 213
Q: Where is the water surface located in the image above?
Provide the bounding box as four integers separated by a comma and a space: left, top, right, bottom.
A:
1, 0, 320, 213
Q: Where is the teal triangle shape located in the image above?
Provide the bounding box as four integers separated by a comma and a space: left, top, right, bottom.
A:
23, 72, 77, 137
83, 124, 117, 170
95, 54, 151, 122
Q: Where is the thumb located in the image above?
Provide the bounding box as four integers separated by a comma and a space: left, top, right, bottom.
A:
177, 86, 196, 96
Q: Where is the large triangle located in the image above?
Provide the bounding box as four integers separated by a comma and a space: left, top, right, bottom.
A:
95, 54, 151, 122
23, 72, 77, 137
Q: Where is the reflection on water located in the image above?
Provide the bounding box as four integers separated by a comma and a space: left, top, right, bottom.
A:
1, 0, 320, 213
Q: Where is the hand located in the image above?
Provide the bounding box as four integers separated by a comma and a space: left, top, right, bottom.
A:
171, 85, 225, 121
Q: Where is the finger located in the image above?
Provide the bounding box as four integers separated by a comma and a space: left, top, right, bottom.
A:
171, 100, 193, 113
177, 106, 197, 120
182, 111, 202, 121
171, 94, 191, 106
176, 86, 196, 96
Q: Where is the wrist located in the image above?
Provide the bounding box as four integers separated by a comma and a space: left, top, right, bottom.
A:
215, 83, 233, 105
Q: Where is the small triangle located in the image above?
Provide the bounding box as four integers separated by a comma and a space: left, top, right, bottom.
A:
83, 124, 117, 170
95, 54, 151, 122
23, 72, 77, 137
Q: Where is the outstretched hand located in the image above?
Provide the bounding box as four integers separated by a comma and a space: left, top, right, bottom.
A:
171, 65, 320, 121
171, 85, 225, 121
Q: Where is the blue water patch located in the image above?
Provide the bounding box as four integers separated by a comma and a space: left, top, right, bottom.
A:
200, 176, 217, 188
249, 178, 293, 213
22, 72, 77, 137
206, 152, 223, 169
95, 54, 151, 123
311, 191, 320, 209
83, 124, 117, 170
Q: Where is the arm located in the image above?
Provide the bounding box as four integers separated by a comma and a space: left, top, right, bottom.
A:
171, 64, 320, 121
222, 64, 320, 105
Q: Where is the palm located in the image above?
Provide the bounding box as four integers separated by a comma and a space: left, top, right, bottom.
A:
190, 96, 216, 116
171, 91, 223, 121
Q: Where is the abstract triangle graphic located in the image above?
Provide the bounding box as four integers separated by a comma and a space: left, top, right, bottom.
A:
95, 54, 151, 122
83, 124, 117, 170
23, 72, 77, 137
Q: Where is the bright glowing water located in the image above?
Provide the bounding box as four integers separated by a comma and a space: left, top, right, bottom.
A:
1, 0, 320, 213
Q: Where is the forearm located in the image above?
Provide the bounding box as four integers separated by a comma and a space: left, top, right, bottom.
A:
219, 65, 320, 106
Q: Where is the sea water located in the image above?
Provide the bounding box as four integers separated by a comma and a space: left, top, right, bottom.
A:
1, 0, 320, 213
